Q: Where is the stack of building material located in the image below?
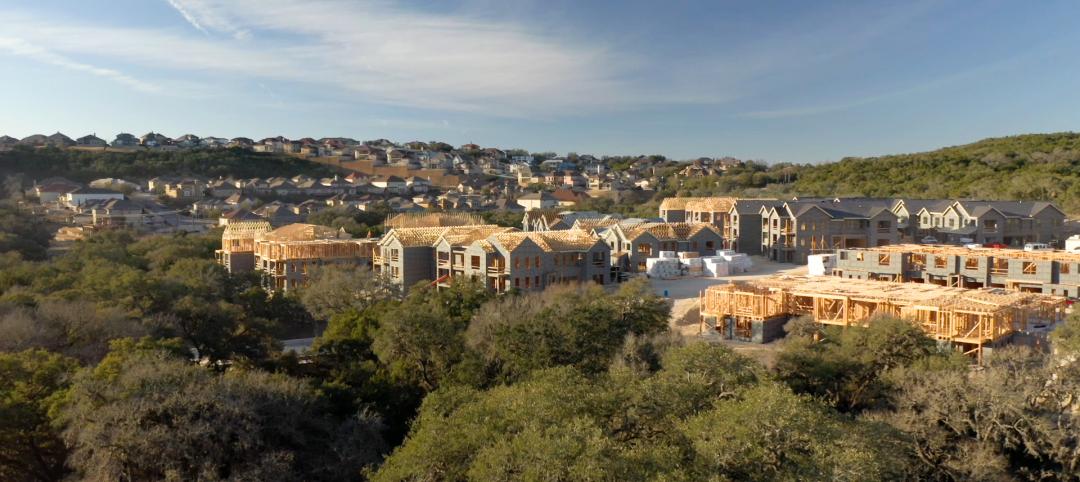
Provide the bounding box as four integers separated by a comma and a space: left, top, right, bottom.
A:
807, 254, 835, 277
660, 251, 677, 259
714, 250, 752, 273
701, 257, 729, 277
646, 257, 683, 279
678, 251, 700, 259
682, 256, 705, 277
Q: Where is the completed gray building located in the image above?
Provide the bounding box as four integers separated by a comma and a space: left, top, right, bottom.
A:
834, 244, 1080, 298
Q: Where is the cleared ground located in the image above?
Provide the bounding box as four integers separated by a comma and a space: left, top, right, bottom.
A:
649, 256, 807, 367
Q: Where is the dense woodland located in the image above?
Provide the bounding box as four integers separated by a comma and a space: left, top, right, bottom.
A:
0, 178, 1079, 480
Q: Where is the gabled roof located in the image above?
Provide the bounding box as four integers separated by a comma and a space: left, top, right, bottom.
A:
732, 199, 782, 214
897, 199, 953, 215
222, 209, 263, 221
489, 230, 602, 252
551, 188, 588, 202
658, 197, 701, 211
685, 197, 737, 213
519, 191, 556, 201
954, 200, 1064, 219
383, 226, 458, 248
618, 222, 720, 242
785, 198, 896, 220
523, 210, 562, 226
98, 199, 142, 211
571, 218, 621, 234
68, 187, 122, 195
439, 226, 517, 246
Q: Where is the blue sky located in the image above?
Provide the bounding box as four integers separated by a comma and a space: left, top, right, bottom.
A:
0, 0, 1078, 162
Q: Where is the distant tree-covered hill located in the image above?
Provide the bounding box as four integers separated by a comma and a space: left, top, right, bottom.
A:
792, 132, 1080, 211
665, 132, 1080, 214
0, 145, 334, 182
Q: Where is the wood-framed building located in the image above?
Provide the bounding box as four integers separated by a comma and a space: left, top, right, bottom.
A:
699, 276, 1065, 363
253, 224, 376, 292
216, 220, 273, 273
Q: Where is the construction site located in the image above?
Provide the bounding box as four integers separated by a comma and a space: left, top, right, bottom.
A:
833, 244, 1080, 297
216, 222, 377, 291
699, 275, 1067, 362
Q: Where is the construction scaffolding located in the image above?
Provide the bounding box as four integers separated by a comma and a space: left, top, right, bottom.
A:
700, 276, 1066, 363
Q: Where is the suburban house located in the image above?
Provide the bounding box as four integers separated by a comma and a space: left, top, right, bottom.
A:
76, 134, 108, 147
517, 192, 558, 210
551, 188, 588, 206
34, 182, 80, 203
111, 133, 139, 147
602, 222, 724, 272
64, 187, 125, 208
218, 209, 265, 227
370, 175, 408, 194
91, 199, 144, 227
761, 199, 900, 264
163, 179, 206, 201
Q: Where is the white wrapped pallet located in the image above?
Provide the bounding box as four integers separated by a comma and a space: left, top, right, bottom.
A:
646, 258, 682, 279
807, 254, 835, 277
659, 251, 677, 259
678, 251, 699, 259
716, 249, 736, 257
681, 257, 704, 266
702, 258, 729, 277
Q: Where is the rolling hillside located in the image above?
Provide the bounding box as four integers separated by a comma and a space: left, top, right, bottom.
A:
792, 132, 1080, 212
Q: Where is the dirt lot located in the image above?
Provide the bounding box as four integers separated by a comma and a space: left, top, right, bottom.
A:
648, 256, 806, 366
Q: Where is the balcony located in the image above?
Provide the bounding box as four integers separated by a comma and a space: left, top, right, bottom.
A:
372, 254, 384, 264
487, 265, 506, 275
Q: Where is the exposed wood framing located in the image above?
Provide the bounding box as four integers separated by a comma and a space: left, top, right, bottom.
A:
700, 276, 1066, 363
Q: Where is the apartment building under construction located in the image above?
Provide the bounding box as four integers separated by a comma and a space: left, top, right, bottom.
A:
834, 244, 1080, 298
217, 222, 376, 291
375, 224, 612, 292
699, 276, 1065, 363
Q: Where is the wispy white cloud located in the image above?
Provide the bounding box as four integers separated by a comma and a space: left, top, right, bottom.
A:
166, 0, 207, 34
0, 37, 161, 93
0, 0, 951, 117
0, 1, 643, 115
165, 0, 250, 40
